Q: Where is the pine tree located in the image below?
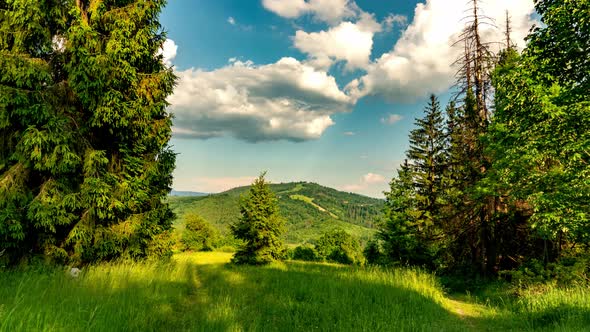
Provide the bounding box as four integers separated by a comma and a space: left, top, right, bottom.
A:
0, 0, 176, 264
231, 172, 285, 265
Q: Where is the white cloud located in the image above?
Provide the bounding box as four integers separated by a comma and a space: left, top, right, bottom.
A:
342, 172, 388, 197
363, 172, 386, 184
383, 14, 408, 31
169, 57, 355, 142
176, 176, 257, 193
381, 114, 403, 125
294, 13, 381, 70
228, 17, 236, 25
262, 0, 358, 24
347, 0, 537, 102
159, 39, 178, 67
343, 131, 356, 136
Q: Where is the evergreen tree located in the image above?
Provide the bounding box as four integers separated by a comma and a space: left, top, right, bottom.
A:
0, 0, 176, 264
379, 161, 431, 267
231, 173, 285, 265
406, 94, 447, 243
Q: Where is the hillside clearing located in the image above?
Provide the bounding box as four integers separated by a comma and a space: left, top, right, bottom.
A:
289, 194, 339, 219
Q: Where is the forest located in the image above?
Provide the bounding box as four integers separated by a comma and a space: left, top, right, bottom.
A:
0, 0, 588, 331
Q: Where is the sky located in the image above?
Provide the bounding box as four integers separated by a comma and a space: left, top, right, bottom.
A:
160, 0, 538, 198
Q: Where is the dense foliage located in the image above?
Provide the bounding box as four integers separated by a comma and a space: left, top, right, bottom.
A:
181, 214, 218, 251
377, 0, 590, 277
0, 0, 176, 264
231, 173, 285, 265
315, 229, 364, 265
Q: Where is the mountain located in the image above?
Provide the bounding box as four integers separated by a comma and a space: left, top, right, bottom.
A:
168, 182, 384, 245
170, 190, 209, 197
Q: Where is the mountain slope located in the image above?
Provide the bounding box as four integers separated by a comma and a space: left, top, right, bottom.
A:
168, 182, 384, 245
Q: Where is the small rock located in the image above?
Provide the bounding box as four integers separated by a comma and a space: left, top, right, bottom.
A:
69, 267, 81, 278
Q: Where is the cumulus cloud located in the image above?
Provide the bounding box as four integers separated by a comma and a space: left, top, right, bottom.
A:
381, 114, 403, 125
168, 57, 355, 142
228, 17, 236, 25
383, 14, 408, 31
262, 0, 358, 24
294, 12, 381, 70
347, 0, 537, 102
159, 39, 178, 67
342, 172, 388, 197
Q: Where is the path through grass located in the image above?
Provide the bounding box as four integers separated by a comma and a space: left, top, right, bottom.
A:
0, 252, 588, 331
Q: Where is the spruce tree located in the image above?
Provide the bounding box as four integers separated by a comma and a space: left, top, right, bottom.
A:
231, 173, 285, 265
379, 161, 431, 266
406, 94, 447, 242
0, 0, 176, 264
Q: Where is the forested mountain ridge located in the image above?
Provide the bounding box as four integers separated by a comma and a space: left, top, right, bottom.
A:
168, 182, 384, 245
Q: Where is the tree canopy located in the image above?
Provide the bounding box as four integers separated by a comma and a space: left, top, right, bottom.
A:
0, 0, 176, 264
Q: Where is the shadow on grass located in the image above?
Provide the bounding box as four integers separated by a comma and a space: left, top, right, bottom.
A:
0, 264, 234, 332
1, 260, 588, 332
193, 262, 468, 331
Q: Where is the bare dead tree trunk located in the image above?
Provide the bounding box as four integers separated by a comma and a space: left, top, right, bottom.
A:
505, 10, 513, 50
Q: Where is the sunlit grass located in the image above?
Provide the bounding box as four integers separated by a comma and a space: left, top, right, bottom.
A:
0, 252, 588, 331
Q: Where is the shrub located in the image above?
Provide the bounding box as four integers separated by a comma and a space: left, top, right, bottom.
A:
182, 214, 218, 251
505, 255, 590, 288
292, 245, 320, 262
315, 229, 364, 265
363, 240, 385, 265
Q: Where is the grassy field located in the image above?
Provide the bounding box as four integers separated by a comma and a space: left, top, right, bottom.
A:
0, 252, 588, 331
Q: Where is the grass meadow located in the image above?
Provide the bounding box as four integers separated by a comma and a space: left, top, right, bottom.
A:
0, 252, 588, 331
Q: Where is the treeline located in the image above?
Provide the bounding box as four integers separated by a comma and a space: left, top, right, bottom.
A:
372, 0, 589, 279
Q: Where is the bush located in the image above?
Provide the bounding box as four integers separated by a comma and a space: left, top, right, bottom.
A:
292, 245, 320, 262
505, 255, 590, 288
363, 240, 385, 265
181, 214, 218, 251
315, 229, 364, 265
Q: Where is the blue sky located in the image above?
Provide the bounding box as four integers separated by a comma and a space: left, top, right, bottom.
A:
160, 0, 537, 197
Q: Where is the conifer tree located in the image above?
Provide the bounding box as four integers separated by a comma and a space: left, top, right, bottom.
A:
231, 173, 285, 265
0, 0, 176, 264
407, 94, 447, 242
379, 161, 431, 266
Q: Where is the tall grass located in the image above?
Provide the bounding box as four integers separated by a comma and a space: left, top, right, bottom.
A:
0, 253, 588, 331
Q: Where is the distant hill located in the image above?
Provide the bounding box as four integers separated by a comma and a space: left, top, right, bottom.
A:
168, 182, 384, 245
170, 190, 209, 197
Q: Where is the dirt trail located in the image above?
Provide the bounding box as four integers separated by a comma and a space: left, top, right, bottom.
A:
445, 297, 490, 331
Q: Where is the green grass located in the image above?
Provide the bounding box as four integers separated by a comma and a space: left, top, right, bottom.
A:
0, 253, 588, 331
